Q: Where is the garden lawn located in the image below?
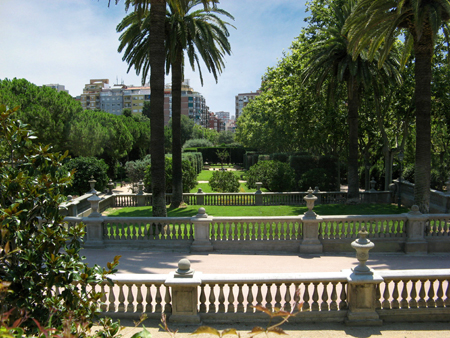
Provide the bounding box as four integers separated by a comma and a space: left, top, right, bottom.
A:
105, 204, 409, 217
196, 169, 244, 182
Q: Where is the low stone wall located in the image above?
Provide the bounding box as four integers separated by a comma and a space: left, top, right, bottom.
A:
395, 180, 450, 213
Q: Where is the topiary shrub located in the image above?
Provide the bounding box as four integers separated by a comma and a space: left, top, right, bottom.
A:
63, 156, 109, 196
144, 157, 197, 193
246, 160, 295, 192
183, 138, 213, 150
209, 170, 240, 192
125, 155, 152, 183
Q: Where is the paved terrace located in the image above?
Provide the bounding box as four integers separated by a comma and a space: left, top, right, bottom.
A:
83, 249, 450, 337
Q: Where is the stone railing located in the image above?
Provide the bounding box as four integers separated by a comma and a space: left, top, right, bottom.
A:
395, 179, 450, 213
65, 193, 450, 254
73, 234, 450, 325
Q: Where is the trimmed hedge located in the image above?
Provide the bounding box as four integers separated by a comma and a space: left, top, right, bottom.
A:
184, 146, 256, 165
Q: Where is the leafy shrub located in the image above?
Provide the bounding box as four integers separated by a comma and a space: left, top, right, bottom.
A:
183, 138, 213, 149
144, 157, 197, 193
246, 160, 295, 192
209, 170, 240, 192
0, 105, 119, 334
182, 152, 203, 174
64, 156, 109, 196
125, 155, 152, 183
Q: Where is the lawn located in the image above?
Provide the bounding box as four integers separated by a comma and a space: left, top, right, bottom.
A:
196, 169, 243, 182
105, 204, 409, 217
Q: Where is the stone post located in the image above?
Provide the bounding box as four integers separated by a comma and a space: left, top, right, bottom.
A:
195, 188, 205, 205
344, 227, 383, 326
300, 188, 323, 254
165, 259, 201, 324
370, 178, 376, 192
107, 179, 114, 195
404, 205, 428, 254
84, 193, 104, 248
255, 182, 263, 206
88, 176, 97, 194
136, 180, 146, 206
190, 208, 214, 252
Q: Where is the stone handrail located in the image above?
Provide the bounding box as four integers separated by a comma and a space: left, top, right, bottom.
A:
82, 265, 450, 324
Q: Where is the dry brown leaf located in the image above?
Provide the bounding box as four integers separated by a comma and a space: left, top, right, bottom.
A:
267, 327, 288, 335
191, 326, 220, 336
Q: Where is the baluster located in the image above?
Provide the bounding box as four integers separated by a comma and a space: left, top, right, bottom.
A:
265, 283, 273, 309
436, 279, 444, 308
256, 283, 263, 307
118, 282, 125, 312
311, 283, 319, 311
400, 280, 408, 309
237, 284, 245, 313
155, 285, 162, 313
246, 283, 254, 313
164, 285, 172, 313
274, 283, 282, 309
245, 222, 251, 240
228, 284, 235, 313
330, 282, 338, 311
136, 283, 143, 312
100, 283, 107, 312
127, 283, 135, 312
418, 279, 427, 308
382, 281, 391, 309
427, 279, 436, 308
199, 285, 207, 313
224, 222, 230, 240
391, 280, 399, 309
253, 222, 259, 240
284, 283, 292, 312
409, 280, 418, 308
145, 283, 153, 313
138, 222, 144, 239
240, 222, 245, 240
445, 279, 450, 307
119, 223, 125, 239
263, 223, 268, 240
209, 284, 216, 313
375, 284, 381, 309
108, 283, 116, 312
302, 282, 310, 311
321, 282, 329, 311
339, 282, 347, 310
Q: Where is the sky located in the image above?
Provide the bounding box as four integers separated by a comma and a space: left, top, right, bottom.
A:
1, 0, 309, 118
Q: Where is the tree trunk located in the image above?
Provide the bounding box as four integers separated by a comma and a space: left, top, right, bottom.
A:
347, 77, 360, 200
149, 0, 167, 217
170, 51, 184, 208
413, 27, 433, 214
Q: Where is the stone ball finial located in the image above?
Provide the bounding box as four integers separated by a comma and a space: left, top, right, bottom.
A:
175, 258, 194, 277
196, 207, 208, 218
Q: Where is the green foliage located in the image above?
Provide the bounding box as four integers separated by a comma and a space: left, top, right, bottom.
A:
169, 115, 194, 146
125, 155, 152, 183
64, 157, 109, 196
0, 78, 82, 153
218, 130, 235, 145
183, 138, 214, 149
216, 149, 230, 167
208, 170, 240, 193
192, 124, 219, 145
0, 105, 120, 334
246, 160, 295, 192
184, 146, 251, 164
144, 157, 197, 193
182, 152, 203, 174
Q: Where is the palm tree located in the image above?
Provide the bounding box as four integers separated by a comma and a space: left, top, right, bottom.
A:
117, 0, 233, 208
345, 0, 450, 213
301, 0, 401, 200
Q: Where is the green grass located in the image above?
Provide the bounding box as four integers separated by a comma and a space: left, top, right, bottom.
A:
196, 169, 244, 182
189, 182, 267, 193
105, 204, 409, 217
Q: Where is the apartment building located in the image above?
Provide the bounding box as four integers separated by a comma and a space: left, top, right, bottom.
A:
215, 111, 231, 123
100, 86, 126, 115
42, 84, 69, 94
235, 90, 261, 119
208, 113, 225, 132
80, 79, 110, 110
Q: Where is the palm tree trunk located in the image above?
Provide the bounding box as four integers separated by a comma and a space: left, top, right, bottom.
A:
149, 0, 167, 217
170, 50, 184, 208
413, 28, 433, 214
347, 77, 360, 200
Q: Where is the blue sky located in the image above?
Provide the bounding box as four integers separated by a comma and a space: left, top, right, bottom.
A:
0, 0, 308, 117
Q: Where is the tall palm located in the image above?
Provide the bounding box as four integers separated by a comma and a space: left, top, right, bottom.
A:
116, 0, 219, 216
118, 0, 233, 208
301, 0, 401, 200
166, 0, 233, 207
345, 0, 450, 213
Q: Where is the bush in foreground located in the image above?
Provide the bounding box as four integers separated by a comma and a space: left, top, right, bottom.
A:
209, 170, 240, 192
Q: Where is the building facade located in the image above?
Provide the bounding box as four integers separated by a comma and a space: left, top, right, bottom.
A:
235, 90, 261, 119
42, 84, 69, 94
80, 79, 110, 111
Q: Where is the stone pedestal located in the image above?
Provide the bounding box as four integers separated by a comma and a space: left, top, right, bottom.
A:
195, 188, 205, 205
165, 259, 201, 324
345, 270, 383, 326
84, 217, 105, 248
345, 227, 382, 326
404, 205, 428, 254
300, 189, 323, 253
255, 182, 263, 206
190, 208, 214, 252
